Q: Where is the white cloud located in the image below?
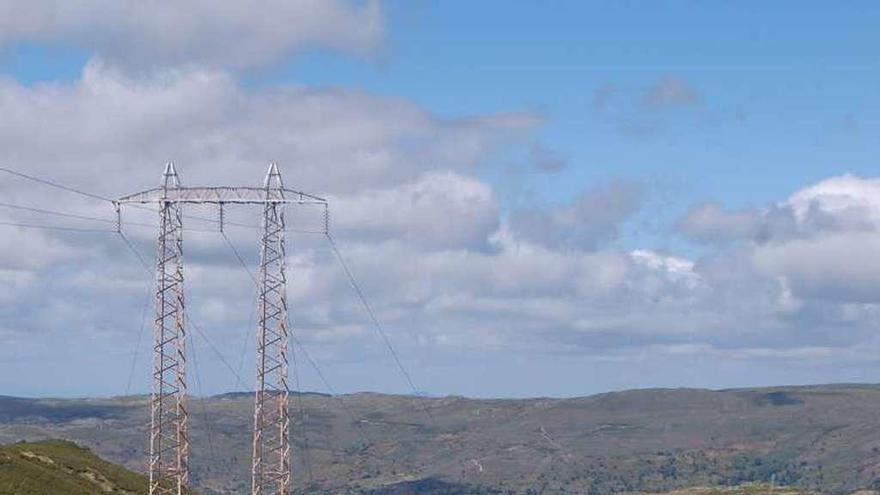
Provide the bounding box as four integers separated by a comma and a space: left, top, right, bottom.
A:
752, 232, 880, 303
0, 60, 555, 393
674, 174, 880, 346
0, 62, 540, 199
329, 171, 500, 250
509, 179, 643, 250
733, 176, 880, 304
287, 236, 711, 354
2, 10, 880, 396
677, 202, 762, 245
787, 174, 880, 230
0, 214, 81, 268
679, 175, 880, 246
0, 0, 384, 71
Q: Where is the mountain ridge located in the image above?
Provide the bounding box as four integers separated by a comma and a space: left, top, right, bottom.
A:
1, 383, 879, 493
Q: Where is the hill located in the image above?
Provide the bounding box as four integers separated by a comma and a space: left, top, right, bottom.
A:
631, 487, 809, 495
2, 385, 880, 493
0, 439, 148, 494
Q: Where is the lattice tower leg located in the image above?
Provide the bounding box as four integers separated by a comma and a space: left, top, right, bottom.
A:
149, 184, 189, 495
252, 195, 291, 495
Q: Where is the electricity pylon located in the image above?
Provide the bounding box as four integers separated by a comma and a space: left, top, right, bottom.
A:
252, 163, 291, 494
117, 163, 326, 495
150, 162, 188, 495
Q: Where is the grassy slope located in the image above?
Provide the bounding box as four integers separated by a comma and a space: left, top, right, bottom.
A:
0, 440, 148, 495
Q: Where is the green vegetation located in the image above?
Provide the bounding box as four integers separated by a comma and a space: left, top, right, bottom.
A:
2, 386, 880, 493
0, 439, 148, 494
633, 485, 806, 495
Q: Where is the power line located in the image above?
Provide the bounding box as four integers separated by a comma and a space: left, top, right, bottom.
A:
219, 226, 377, 452
226, 224, 438, 430
222, 222, 342, 490
186, 310, 250, 392
189, 333, 218, 469
325, 231, 436, 426
120, 222, 217, 234
0, 221, 114, 233
0, 165, 156, 233
0, 200, 122, 225
0, 165, 264, 232
236, 291, 258, 381
221, 231, 258, 285
218, 231, 259, 377
0, 164, 345, 492
290, 344, 313, 485
0, 218, 219, 235
116, 231, 155, 407
290, 335, 374, 449
0, 194, 201, 234
0, 166, 113, 202
124, 276, 154, 396
108, 185, 255, 396
4, 164, 429, 398
0, 166, 325, 236
118, 232, 152, 274
220, 232, 259, 381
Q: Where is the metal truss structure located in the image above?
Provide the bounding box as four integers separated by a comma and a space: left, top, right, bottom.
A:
149, 162, 188, 495
117, 185, 324, 205
117, 163, 325, 495
251, 163, 292, 494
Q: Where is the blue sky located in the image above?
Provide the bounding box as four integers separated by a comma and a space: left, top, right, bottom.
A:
3, 2, 878, 224
264, 1, 880, 254
1, 1, 880, 398
282, 1, 880, 204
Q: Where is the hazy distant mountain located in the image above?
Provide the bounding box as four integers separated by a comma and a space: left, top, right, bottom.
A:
1, 385, 879, 494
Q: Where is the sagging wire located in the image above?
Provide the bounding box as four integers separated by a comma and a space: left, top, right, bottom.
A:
189, 332, 219, 469
325, 231, 437, 427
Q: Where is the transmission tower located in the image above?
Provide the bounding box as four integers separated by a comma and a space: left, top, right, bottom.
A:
151, 162, 189, 495
252, 163, 291, 494
117, 163, 326, 495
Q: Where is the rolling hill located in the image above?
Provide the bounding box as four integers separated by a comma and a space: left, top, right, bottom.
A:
2, 385, 880, 493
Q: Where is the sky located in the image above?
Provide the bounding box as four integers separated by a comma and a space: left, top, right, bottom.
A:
0, 1, 879, 398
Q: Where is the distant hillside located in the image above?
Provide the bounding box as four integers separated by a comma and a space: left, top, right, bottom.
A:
0, 440, 147, 494
631, 487, 808, 495
2, 385, 880, 494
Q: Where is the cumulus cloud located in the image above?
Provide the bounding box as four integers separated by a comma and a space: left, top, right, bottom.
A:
677, 203, 763, 244
329, 171, 500, 250
679, 174, 880, 312
509, 179, 643, 249
751, 232, 880, 303
0, 61, 540, 198
679, 175, 880, 246
0, 0, 384, 71
0, 58, 557, 396
787, 174, 880, 231
287, 232, 711, 355
2, 8, 880, 396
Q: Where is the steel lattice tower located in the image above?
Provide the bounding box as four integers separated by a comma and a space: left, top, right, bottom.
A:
151, 162, 189, 495
117, 163, 325, 495
252, 163, 291, 494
